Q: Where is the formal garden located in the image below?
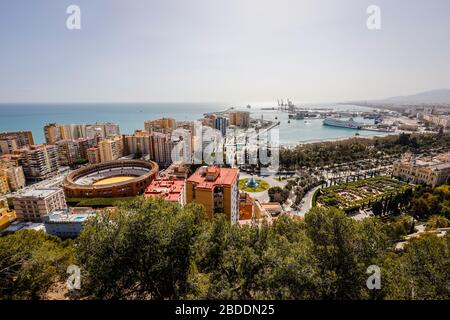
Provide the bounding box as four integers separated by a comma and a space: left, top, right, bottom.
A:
314, 176, 413, 213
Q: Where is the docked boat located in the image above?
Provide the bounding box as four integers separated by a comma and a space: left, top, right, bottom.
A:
323, 117, 363, 129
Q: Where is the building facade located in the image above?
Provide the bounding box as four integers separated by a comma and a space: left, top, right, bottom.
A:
392, 152, 450, 187
13, 188, 67, 222
87, 147, 101, 164
14, 144, 59, 181
186, 166, 239, 223
0, 131, 34, 148
144, 178, 185, 205
0, 138, 19, 155
144, 118, 176, 134
150, 132, 175, 167
98, 136, 123, 162
228, 111, 250, 128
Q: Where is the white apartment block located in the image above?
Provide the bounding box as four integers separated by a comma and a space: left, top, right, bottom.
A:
13, 188, 67, 222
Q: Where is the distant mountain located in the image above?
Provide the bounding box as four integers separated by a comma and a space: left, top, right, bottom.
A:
380, 89, 450, 104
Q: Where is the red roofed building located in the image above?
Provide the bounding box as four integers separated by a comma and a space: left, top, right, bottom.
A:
186, 166, 239, 223
144, 178, 185, 205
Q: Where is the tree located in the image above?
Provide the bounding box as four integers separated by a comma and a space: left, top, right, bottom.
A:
268, 186, 289, 203
304, 207, 383, 299
380, 235, 449, 300
76, 197, 206, 299
0, 230, 74, 300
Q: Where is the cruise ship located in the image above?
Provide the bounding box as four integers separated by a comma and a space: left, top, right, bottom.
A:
323, 117, 364, 129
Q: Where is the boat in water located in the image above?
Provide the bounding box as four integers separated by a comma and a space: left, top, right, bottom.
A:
322, 117, 364, 129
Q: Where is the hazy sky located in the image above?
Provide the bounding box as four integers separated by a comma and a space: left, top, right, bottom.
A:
1, 0, 449, 104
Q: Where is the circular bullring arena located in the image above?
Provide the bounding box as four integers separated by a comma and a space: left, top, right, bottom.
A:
63, 160, 159, 198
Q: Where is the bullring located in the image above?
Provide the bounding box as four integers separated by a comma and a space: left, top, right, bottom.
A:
63, 160, 159, 198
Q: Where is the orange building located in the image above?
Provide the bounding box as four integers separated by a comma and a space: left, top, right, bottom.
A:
144, 178, 185, 205
186, 166, 239, 223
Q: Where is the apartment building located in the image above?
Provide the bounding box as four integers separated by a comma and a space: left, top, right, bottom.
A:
393, 152, 450, 187
56, 140, 81, 166
0, 173, 9, 194
423, 114, 450, 128
98, 136, 123, 162
44, 123, 63, 144
0, 131, 34, 148
186, 166, 239, 223
144, 178, 185, 205
150, 132, 175, 167
13, 188, 67, 222
214, 116, 228, 137
0, 137, 19, 155
14, 144, 59, 181
144, 118, 176, 134
228, 111, 250, 128
87, 147, 101, 164
0, 165, 25, 193
123, 130, 152, 157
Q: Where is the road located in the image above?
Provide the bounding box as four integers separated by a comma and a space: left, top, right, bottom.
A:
297, 185, 321, 217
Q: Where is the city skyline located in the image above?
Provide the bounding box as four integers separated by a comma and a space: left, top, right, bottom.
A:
1, 0, 450, 104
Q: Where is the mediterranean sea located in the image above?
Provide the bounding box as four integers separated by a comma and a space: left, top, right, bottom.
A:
0, 103, 391, 145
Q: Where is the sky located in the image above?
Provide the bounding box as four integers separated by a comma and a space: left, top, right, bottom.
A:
0, 0, 449, 104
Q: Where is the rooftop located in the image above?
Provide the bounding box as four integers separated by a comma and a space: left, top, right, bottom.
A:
17, 188, 63, 199
145, 179, 185, 202
187, 166, 239, 190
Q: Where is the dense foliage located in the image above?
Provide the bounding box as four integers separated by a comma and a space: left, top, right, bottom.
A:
0, 231, 74, 300
1, 198, 448, 300
409, 185, 450, 220
280, 133, 450, 170
74, 198, 449, 300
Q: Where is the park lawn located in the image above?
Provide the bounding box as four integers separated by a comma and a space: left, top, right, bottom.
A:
239, 178, 270, 193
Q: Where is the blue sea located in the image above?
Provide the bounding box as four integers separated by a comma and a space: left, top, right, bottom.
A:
0, 103, 390, 145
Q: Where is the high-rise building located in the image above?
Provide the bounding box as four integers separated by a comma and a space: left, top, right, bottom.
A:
0, 160, 25, 193
199, 114, 216, 128
0, 172, 9, 195
44, 123, 120, 142
228, 111, 250, 128
13, 188, 67, 222
186, 166, 239, 223
144, 118, 176, 134
0, 131, 34, 148
214, 116, 228, 137
150, 132, 175, 167
14, 145, 59, 181
123, 130, 152, 157
0, 137, 19, 155
86, 123, 120, 139
44, 123, 63, 144
98, 136, 123, 162
76, 137, 97, 159
56, 140, 81, 166
87, 147, 101, 164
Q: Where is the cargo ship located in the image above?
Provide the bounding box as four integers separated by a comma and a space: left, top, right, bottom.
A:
323, 117, 363, 129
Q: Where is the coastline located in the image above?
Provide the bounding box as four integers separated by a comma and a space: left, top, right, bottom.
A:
279, 132, 399, 148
